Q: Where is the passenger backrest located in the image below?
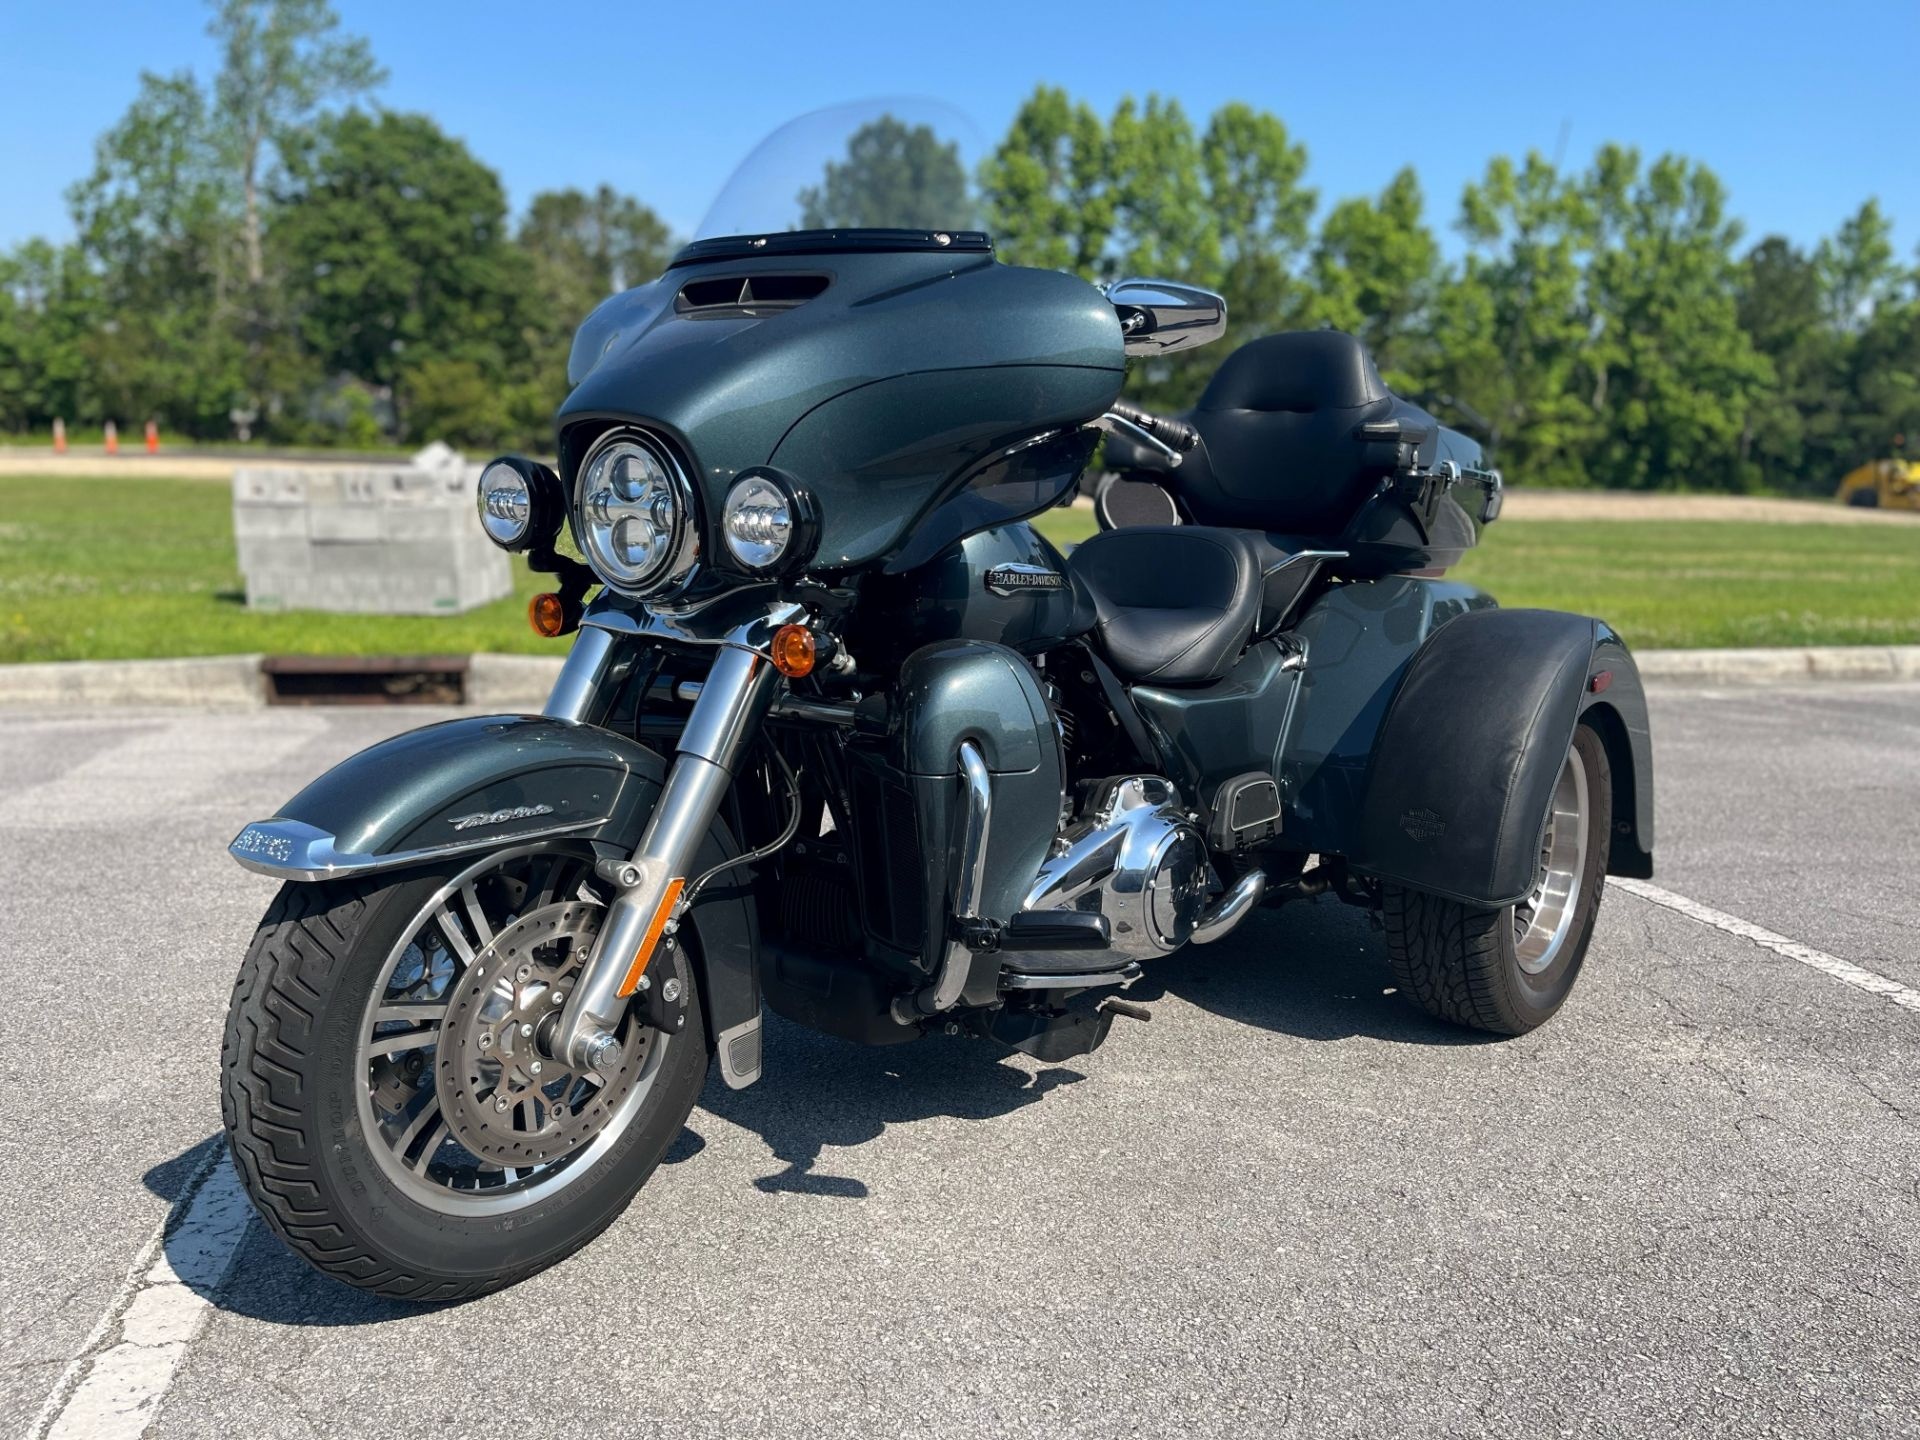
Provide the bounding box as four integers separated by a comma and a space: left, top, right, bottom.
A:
1177, 331, 1419, 536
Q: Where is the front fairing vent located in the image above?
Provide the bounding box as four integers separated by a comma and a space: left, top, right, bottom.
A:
673, 273, 830, 319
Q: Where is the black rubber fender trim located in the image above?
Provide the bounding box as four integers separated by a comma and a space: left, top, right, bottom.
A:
1356, 609, 1648, 908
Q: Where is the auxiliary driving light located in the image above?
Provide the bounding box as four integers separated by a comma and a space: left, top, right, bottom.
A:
477, 456, 565, 553
721, 469, 816, 573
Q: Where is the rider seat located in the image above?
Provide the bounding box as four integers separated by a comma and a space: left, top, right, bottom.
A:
1068, 527, 1264, 686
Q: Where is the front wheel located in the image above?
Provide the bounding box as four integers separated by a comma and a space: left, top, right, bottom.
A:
220, 842, 710, 1300
1381, 722, 1612, 1035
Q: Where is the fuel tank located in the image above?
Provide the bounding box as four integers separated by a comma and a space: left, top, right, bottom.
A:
845, 522, 1093, 668
557, 248, 1125, 573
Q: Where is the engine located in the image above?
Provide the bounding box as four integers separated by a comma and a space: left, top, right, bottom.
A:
1009, 776, 1210, 962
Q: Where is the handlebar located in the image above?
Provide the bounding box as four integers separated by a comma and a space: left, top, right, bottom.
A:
1108, 401, 1201, 453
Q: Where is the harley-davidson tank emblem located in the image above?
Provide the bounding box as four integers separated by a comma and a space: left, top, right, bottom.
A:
984, 563, 1067, 597
449, 804, 555, 832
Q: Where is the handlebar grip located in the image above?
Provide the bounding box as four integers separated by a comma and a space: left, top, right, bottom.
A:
1110, 401, 1201, 452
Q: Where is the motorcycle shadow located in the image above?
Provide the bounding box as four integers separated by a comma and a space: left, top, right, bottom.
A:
1127, 893, 1498, 1046
688, 896, 1487, 1202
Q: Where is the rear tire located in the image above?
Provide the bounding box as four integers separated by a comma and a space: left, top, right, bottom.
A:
221, 856, 711, 1301
1382, 722, 1611, 1035
1847, 488, 1880, 507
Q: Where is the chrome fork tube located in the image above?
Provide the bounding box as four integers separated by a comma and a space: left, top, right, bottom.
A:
543, 626, 620, 724
554, 641, 780, 1070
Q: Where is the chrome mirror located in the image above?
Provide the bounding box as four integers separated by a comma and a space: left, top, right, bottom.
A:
1105, 279, 1227, 356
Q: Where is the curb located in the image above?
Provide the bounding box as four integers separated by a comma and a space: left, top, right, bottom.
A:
465, 653, 566, 711
1632, 645, 1920, 685
1, 646, 1916, 711
0, 654, 267, 708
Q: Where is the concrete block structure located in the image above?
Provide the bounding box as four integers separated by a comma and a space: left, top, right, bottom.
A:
232, 450, 512, 615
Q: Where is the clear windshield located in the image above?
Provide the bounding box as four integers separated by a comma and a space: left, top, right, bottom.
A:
694, 99, 985, 241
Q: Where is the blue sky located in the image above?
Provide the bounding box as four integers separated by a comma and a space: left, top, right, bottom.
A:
2, 0, 1915, 261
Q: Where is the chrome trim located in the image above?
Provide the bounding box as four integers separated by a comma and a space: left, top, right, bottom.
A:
893, 742, 993, 1023
1105, 278, 1228, 356
227, 815, 605, 881
714, 1014, 764, 1090
1093, 410, 1183, 469
1260, 548, 1348, 580
1014, 776, 1208, 963
1001, 963, 1142, 991
543, 625, 618, 722
1190, 869, 1267, 944
580, 591, 806, 658
553, 632, 781, 1069
649, 676, 858, 727
984, 562, 1069, 597
572, 428, 702, 600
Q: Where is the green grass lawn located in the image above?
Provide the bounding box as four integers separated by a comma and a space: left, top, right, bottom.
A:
1, 474, 1915, 662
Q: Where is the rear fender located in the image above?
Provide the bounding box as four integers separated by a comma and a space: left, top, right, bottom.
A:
228, 714, 764, 1087
1357, 609, 1654, 908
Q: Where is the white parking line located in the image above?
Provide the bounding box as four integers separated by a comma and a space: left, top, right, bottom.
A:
1615, 877, 1920, 1013
29, 1154, 252, 1440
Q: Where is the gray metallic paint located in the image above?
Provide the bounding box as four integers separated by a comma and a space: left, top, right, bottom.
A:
894, 640, 1066, 986
559, 251, 1126, 576
238, 713, 763, 1078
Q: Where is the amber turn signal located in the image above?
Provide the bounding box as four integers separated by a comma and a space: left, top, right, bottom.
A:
770, 623, 816, 678
528, 592, 568, 638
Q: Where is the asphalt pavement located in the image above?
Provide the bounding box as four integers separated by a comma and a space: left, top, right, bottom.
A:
2, 682, 1916, 1439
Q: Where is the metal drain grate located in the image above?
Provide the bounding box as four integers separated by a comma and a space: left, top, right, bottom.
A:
261, 654, 469, 705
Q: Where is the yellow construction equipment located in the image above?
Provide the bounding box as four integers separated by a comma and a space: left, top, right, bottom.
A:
1835, 450, 1920, 510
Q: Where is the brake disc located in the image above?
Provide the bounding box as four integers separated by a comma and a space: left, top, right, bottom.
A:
435, 900, 654, 1168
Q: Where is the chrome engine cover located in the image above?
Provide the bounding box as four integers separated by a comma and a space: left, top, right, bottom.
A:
1014, 776, 1209, 961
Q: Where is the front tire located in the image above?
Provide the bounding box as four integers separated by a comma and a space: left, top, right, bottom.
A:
1382, 722, 1612, 1035
220, 845, 711, 1300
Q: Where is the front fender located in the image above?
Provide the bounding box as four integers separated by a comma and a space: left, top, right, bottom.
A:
1357, 609, 1655, 908
228, 714, 764, 1087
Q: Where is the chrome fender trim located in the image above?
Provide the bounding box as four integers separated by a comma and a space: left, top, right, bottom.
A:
228, 815, 604, 882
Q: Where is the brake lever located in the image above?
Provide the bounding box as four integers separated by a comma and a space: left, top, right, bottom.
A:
1091, 411, 1184, 469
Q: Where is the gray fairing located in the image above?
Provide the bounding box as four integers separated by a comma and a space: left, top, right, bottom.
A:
1356, 609, 1655, 907
256, 714, 762, 1081
558, 250, 1125, 574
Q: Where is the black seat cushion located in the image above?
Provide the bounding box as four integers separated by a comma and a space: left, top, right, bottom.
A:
1068, 527, 1261, 686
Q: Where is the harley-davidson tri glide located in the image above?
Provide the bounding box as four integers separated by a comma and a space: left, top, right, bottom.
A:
221, 105, 1653, 1298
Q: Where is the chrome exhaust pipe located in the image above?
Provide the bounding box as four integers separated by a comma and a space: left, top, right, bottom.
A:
1190, 869, 1266, 945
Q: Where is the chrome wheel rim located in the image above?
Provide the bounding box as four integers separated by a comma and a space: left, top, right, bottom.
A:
356, 843, 669, 1216
1512, 749, 1589, 976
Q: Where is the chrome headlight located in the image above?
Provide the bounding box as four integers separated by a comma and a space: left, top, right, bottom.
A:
721, 468, 818, 573
573, 431, 699, 596
476, 456, 564, 553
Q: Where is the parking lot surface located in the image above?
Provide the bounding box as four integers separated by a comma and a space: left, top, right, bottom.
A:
3, 681, 1916, 1439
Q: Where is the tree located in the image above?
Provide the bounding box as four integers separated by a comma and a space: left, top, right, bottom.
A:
207, 0, 382, 290
517, 186, 673, 413
1308, 167, 1439, 389
1815, 198, 1898, 332
274, 110, 539, 440
1200, 102, 1314, 343
65, 72, 249, 434
797, 115, 972, 230
979, 87, 1112, 275
1430, 152, 1597, 484
1580, 148, 1771, 490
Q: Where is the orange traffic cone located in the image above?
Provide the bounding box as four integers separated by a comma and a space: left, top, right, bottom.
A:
145, 419, 159, 455
52, 418, 66, 455
104, 420, 119, 456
